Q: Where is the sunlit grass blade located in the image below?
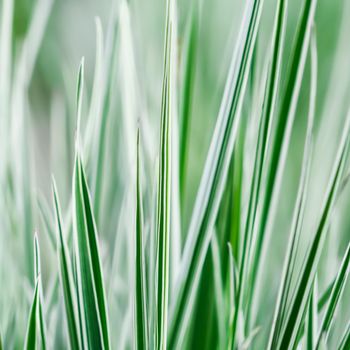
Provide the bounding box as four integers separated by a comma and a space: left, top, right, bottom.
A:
52, 179, 81, 350
277, 112, 350, 349
168, 1, 264, 346
155, 1, 172, 348
135, 131, 148, 350
315, 242, 350, 347
24, 280, 39, 350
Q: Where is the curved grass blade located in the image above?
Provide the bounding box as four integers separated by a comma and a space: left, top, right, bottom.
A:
315, 242, 350, 348
135, 131, 148, 350
277, 112, 350, 349
24, 280, 39, 350
52, 179, 81, 350
168, 1, 264, 346
155, 1, 172, 348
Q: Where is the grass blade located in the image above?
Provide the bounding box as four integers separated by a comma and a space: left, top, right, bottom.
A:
73, 153, 110, 349
267, 26, 317, 350
24, 281, 39, 350
315, 242, 350, 347
277, 112, 350, 349
337, 321, 350, 350
247, 0, 318, 320
155, 1, 172, 348
135, 131, 148, 350
52, 179, 81, 350
306, 281, 318, 350
34, 234, 47, 350
168, 1, 264, 346
73, 59, 110, 349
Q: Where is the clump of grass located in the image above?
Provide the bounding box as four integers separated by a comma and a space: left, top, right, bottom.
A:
0, 0, 350, 349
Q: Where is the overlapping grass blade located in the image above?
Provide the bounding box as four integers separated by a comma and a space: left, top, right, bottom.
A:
337, 321, 350, 350
277, 112, 350, 349
73, 154, 110, 349
247, 0, 318, 318
73, 59, 110, 349
155, 1, 172, 348
231, 0, 288, 344
135, 131, 148, 350
306, 281, 318, 349
267, 25, 317, 350
315, 242, 350, 347
24, 281, 39, 350
52, 179, 81, 350
34, 234, 47, 350
168, 1, 264, 346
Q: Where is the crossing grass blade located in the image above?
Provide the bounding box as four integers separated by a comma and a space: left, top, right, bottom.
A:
232, 0, 288, 344
306, 281, 318, 350
315, 242, 350, 347
52, 179, 81, 350
267, 25, 317, 350
337, 321, 350, 350
24, 280, 39, 350
155, 1, 172, 348
135, 131, 149, 350
37, 193, 56, 251
168, 1, 264, 346
247, 0, 318, 318
34, 234, 47, 350
277, 112, 350, 349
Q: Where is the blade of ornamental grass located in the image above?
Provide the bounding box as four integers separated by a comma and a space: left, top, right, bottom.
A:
267, 25, 317, 350
315, 242, 350, 348
337, 321, 350, 350
155, 1, 172, 348
306, 280, 318, 350
168, 1, 264, 347
231, 0, 288, 345
24, 280, 39, 350
34, 234, 47, 350
73, 58, 110, 350
52, 178, 81, 350
135, 130, 149, 350
247, 0, 318, 323
277, 111, 350, 350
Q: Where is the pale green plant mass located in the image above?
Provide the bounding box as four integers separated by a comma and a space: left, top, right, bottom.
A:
0, 0, 350, 349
